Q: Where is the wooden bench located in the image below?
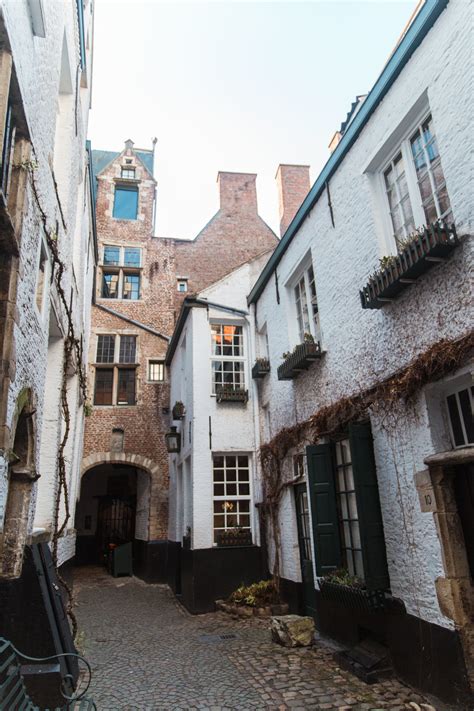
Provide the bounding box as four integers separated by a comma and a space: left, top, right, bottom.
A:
0, 637, 96, 710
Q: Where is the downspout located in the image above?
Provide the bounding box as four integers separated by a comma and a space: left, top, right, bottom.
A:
248, 302, 262, 549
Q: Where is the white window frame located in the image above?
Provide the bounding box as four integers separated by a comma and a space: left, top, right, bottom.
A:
212, 452, 253, 545
286, 255, 321, 346
210, 320, 246, 395
147, 358, 165, 383
121, 167, 136, 180
367, 99, 452, 256
34, 233, 50, 322
444, 381, 474, 450
177, 279, 188, 293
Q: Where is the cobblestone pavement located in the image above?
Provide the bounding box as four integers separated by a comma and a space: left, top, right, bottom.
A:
74, 567, 437, 711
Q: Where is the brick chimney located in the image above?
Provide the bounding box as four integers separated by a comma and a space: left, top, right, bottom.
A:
217, 172, 258, 213
276, 164, 310, 236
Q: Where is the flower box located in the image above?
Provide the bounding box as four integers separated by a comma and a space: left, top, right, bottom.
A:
216, 386, 248, 403
319, 579, 386, 612
277, 341, 322, 381
360, 223, 459, 309
216, 529, 253, 547
252, 358, 270, 379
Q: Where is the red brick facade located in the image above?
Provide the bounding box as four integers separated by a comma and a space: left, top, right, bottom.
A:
275, 164, 310, 236
82, 145, 279, 550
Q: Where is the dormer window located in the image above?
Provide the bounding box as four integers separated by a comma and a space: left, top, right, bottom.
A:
121, 167, 135, 180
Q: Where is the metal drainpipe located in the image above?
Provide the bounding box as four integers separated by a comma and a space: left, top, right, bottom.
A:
248, 302, 262, 548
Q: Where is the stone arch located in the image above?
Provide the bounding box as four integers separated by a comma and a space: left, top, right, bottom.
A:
0, 387, 38, 578
79, 452, 165, 543
81, 452, 161, 480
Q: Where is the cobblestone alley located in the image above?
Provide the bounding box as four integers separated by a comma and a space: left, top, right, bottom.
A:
74, 568, 439, 711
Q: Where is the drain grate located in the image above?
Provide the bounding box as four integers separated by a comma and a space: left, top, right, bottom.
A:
199, 633, 237, 643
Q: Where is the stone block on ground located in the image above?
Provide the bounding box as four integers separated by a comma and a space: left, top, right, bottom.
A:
271, 614, 315, 647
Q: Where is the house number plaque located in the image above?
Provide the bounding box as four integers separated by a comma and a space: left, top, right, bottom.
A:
414, 469, 436, 512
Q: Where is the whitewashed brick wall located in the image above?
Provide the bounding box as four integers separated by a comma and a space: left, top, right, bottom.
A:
256, 0, 472, 629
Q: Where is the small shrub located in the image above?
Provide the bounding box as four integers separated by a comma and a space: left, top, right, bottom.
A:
228, 579, 279, 607
322, 568, 365, 589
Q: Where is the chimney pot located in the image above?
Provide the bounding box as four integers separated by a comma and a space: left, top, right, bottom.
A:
275, 164, 311, 236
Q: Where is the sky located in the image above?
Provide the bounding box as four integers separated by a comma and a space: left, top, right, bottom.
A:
89, 0, 416, 239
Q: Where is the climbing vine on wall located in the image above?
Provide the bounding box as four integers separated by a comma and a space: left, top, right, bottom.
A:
260, 331, 474, 583
24, 156, 90, 638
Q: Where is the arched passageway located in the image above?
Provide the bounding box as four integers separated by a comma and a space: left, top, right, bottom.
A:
75, 462, 150, 569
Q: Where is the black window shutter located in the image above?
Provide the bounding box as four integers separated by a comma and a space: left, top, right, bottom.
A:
306, 444, 342, 576
349, 421, 390, 591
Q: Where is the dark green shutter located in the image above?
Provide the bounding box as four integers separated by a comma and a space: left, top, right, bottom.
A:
306, 444, 342, 576
349, 421, 390, 591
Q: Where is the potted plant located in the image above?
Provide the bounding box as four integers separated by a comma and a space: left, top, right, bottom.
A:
172, 400, 186, 420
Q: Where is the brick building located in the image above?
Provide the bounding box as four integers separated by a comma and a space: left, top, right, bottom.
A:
78, 145, 280, 581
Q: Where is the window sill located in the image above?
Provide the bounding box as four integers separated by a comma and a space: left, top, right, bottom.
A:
97, 297, 142, 303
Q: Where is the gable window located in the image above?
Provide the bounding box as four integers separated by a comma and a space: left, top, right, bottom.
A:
94, 334, 137, 406
121, 167, 135, 180
382, 113, 452, 250
177, 279, 188, 293
446, 385, 474, 449
101, 246, 141, 300
213, 454, 251, 544
306, 422, 389, 591
113, 184, 138, 220
210, 323, 244, 394
148, 360, 165, 382
293, 263, 320, 344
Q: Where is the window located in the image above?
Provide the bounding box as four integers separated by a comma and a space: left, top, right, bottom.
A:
96, 334, 115, 363
334, 439, 363, 579
293, 262, 320, 343
177, 279, 188, 293
103, 245, 141, 268
94, 335, 137, 406
382, 113, 452, 250
113, 184, 138, 220
210, 323, 244, 393
213, 454, 251, 544
306, 422, 389, 590
446, 386, 474, 448
121, 167, 135, 179
101, 246, 141, 300
35, 240, 49, 315
148, 360, 165, 382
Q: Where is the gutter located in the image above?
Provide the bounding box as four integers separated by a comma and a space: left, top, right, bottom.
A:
96, 303, 170, 342
247, 0, 449, 306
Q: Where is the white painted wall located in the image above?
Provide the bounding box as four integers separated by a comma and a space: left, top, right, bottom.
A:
0, 0, 95, 565
168, 253, 271, 550
254, 0, 472, 630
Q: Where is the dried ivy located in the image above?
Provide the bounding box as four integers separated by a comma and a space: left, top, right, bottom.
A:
260, 331, 474, 583
26, 158, 89, 638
